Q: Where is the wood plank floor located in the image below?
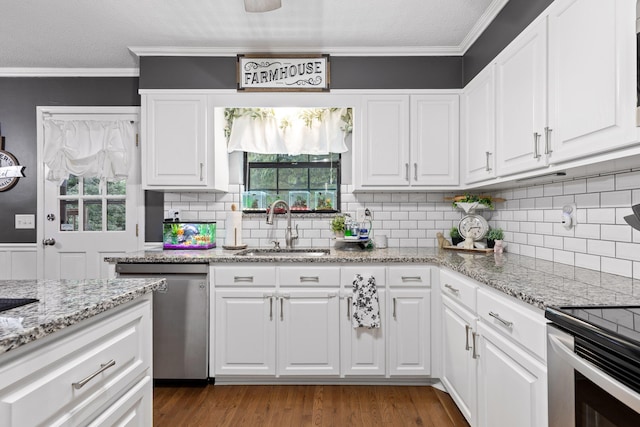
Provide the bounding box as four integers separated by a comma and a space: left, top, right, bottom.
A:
154, 384, 470, 427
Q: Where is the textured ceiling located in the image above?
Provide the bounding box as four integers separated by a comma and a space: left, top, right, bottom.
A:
0, 0, 502, 70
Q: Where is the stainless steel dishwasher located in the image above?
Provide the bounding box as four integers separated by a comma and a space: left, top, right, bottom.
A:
116, 263, 209, 382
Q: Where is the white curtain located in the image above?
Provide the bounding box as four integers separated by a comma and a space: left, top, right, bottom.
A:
43, 120, 136, 182
227, 108, 349, 155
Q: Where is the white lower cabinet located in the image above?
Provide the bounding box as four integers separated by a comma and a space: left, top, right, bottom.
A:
388, 267, 432, 376
439, 269, 548, 427
441, 295, 478, 426
0, 297, 152, 427
214, 289, 277, 376
476, 322, 547, 427
278, 289, 340, 376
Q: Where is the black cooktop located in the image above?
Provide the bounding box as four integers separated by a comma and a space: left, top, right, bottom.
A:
0, 298, 39, 313
546, 306, 640, 365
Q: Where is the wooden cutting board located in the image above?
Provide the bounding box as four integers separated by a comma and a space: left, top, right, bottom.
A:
443, 246, 494, 254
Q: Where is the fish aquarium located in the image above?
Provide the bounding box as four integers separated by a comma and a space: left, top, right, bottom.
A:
314, 190, 337, 212
289, 191, 310, 212
242, 191, 266, 211
163, 221, 216, 250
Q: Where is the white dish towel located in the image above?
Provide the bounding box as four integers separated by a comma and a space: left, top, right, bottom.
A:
352, 274, 380, 329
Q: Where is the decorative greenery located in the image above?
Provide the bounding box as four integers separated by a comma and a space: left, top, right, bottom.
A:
453, 193, 494, 210
331, 214, 347, 233
487, 228, 504, 241
450, 226, 460, 239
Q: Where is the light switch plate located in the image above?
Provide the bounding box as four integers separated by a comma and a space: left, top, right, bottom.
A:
15, 214, 35, 229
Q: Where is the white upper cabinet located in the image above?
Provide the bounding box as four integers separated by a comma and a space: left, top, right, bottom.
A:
462, 66, 496, 184
356, 94, 459, 190
411, 95, 460, 186
547, 0, 637, 163
141, 93, 228, 191
495, 17, 548, 177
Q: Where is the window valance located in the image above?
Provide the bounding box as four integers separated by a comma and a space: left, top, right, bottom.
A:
226, 107, 351, 155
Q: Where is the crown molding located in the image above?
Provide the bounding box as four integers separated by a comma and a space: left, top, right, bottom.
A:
0, 68, 139, 77
458, 0, 509, 53
129, 45, 465, 58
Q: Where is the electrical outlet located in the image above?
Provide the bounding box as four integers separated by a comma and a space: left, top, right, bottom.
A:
356, 208, 366, 222
165, 209, 181, 221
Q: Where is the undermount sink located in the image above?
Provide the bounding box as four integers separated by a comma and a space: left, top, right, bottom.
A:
236, 248, 330, 257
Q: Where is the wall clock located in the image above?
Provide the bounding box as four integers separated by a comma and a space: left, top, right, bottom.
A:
458, 213, 489, 241
0, 133, 26, 192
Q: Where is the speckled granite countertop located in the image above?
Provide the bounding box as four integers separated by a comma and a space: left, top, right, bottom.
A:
106, 247, 640, 310
0, 278, 164, 356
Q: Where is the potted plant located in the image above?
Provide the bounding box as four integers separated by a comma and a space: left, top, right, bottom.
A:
450, 226, 463, 246
486, 227, 504, 248
331, 214, 347, 237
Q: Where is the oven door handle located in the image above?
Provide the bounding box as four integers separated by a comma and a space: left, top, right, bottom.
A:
548, 332, 640, 413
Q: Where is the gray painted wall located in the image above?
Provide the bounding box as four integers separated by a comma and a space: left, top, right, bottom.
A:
0, 77, 139, 243
140, 56, 464, 89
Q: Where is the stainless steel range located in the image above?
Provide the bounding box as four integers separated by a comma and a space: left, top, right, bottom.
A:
546, 306, 640, 427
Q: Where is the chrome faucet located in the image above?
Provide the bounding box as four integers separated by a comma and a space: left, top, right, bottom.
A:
266, 199, 298, 248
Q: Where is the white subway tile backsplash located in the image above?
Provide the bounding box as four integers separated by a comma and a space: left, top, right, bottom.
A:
600, 191, 631, 207
535, 222, 553, 235
563, 179, 586, 195
527, 186, 544, 198
544, 235, 564, 249
535, 197, 553, 209
575, 253, 601, 271
587, 175, 615, 193
616, 242, 640, 261
544, 182, 564, 197
616, 171, 640, 190
574, 223, 601, 239
587, 208, 616, 224
587, 239, 616, 257
528, 234, 544, 246
575, 193, 600, 208
564, 237, 587, 253
601, 257, 633, 277
553, 250, 574, 266
601, 225, 632, 242
536, 247, 553, 261
553, 195, 574, 208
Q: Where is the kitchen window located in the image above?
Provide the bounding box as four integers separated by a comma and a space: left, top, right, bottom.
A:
243, 152, 340, 213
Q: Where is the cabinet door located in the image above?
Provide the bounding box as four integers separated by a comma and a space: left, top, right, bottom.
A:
359, 95, 410, 187
143, 94, 210, 187
547, 0, 636, 163
85, 376, 151, 427
278, 290, 340, 376
388, 289, 431, 376
441, 296, 477, 426
214, 290, 276, 376
462, 67, 496, 184
495, 17, 547, 176
476, 322, 547, 427
411, 95, 460, 186
341, 289, 386, 376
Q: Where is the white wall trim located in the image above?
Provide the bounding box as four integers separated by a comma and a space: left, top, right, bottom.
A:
0, 244, 38, 280
458, 0, 510, 53
129, 46, 465, 57
138, 88, 463, 96
0, 68, 139, 77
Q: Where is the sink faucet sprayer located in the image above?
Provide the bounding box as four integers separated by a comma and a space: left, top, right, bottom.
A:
266, 199, 298, 248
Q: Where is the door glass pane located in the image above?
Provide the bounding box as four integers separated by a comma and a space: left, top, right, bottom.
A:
59, 200, 79, 231
84, 200, 102, 231
107, 200, 126, 231
84, 177, 101, 196
60, 176, 79, 196
107, 179, 126, 196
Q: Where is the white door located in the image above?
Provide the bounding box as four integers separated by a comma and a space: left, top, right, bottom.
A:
358, 95, 410, 187
278, 290, 340, 376
388, 289, 431, 376
462, 66, 496, 184
547, 0, 636, 163
476, 322, 547, 427
495, 17, 547, 176
38, 108, 141, 280
441, 296, 478, 426
214, 289, 276, 376
411, 94, 460, 186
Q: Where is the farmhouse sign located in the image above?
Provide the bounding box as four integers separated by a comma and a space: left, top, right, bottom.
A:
0, 125, 26, 192
237, 54, 330, 91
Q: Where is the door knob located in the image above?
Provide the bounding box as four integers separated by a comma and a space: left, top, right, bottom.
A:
43, 238, 56, 246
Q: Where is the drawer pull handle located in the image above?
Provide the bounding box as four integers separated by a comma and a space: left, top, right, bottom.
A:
471, 332, 479, 359
234, 276, 254, 283
485, 151, 492, 172
72, 360, 116, 390
401, 276, 422, 282
347, 296, 352, 320
393, 297, 397, 319
445, 284, 459, 295
465, 324, 472, 351
544, 127, 553, 154
300, 276, 320, 283
489, 311, 513, 328
533, 132, 541, 159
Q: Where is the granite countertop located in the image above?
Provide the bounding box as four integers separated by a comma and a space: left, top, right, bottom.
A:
106, 247, 640, 310
0, 278, 165, 356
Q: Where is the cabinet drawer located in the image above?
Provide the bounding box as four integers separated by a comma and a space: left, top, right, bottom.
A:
214, 266, 276, 286
477, 289, 547, 360
279, 266, 340, 287
340, 266, 386, 288
0, 299, 150, 427
440, 269, 477, 311
389, 266, 431, 287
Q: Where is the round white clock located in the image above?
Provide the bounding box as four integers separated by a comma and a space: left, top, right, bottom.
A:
0, 150, 21, 192
458, 213, 489, 241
